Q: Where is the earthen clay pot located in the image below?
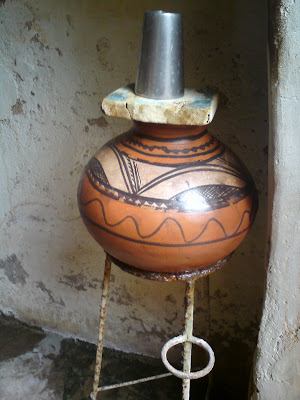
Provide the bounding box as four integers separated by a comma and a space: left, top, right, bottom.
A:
78, 121, 257, 273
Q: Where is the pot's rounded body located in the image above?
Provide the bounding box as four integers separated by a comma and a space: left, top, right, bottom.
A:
78, 122, 257, 273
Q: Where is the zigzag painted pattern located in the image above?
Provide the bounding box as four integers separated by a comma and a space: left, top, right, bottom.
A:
79, 195, 253, 245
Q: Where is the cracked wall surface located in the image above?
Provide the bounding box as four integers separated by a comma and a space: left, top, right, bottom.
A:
0, 1, 268, 398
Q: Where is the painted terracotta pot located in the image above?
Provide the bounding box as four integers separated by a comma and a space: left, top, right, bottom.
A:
78, 121, 258, 273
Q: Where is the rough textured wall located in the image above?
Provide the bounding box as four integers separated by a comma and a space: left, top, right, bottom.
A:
0, 1, 267, 398
251, 1, 300, 399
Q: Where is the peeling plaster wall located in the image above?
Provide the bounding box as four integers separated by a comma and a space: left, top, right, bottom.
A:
0, 1, 268, 398
251, 1, 300, 399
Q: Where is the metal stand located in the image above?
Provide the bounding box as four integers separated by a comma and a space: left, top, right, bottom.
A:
90, 255, 112, 400
90, 253, 232, 400
161, 278, 215, 400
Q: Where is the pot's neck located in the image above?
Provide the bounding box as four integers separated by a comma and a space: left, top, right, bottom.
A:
133, 121, 207, 139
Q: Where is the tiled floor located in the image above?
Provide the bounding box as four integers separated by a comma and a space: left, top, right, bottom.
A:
0, 313, 209, 399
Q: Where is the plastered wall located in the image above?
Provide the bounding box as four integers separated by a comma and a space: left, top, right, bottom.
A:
251, 1, 300, 399
0, 1, 268, 398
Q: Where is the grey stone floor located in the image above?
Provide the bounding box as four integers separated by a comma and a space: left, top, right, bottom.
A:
0, 313, 209, 400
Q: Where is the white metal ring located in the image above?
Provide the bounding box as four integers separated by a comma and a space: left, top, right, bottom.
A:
161, 335, 215, 380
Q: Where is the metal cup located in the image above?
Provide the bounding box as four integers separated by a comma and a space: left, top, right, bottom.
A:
135, 10, 184, 100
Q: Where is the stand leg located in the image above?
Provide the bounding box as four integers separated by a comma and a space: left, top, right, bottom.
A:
182, 278, 196, 400
90, 255, 112, 400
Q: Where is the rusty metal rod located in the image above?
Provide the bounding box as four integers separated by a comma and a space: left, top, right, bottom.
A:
182, 278, 196, 399
161, 277, 215, 400
97, 371, 173, 392
90, 256, 216, 400
97, 365, 203, 393
90, 254, 112, 400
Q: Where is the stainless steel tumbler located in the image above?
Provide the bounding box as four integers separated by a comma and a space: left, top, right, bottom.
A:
135, 10, 184, 100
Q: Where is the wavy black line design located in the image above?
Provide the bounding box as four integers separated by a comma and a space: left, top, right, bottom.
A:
117, 148, 226, 168
123, 135, 216, 155
119, 140, 222, 159
80, 209, 254, 248
79, 194, 252, 244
